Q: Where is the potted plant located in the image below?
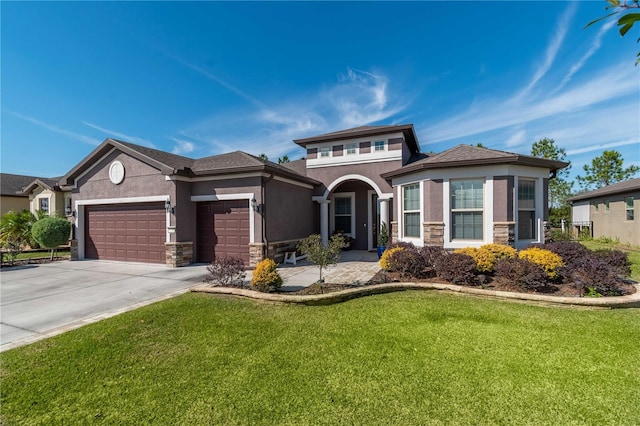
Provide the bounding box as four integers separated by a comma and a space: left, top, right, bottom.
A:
377, 222, 389, 258
332, 230, 355, 251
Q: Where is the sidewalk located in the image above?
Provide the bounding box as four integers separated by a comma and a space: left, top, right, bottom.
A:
247, 250, 381, 291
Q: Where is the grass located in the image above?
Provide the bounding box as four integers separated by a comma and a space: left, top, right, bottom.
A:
1, 248, 70, 262
580, 240, 640, 281
2, 292, 639, 425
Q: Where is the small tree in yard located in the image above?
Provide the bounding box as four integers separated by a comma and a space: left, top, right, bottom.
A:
297, 234, 347, 284
31, 217, 71, 260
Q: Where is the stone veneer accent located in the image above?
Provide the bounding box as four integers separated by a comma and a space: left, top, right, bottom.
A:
249, 243, 265, 267
423, 222, 445, 245
389, 221, 398, 245
70, 239, 79, 261
493, 222, 515, 247
165, 242, 193, 267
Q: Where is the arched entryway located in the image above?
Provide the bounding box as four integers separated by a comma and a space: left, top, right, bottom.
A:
314, 174, 392, 249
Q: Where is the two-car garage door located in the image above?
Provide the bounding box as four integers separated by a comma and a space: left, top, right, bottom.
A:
84, 200, 250, 265
85, 203, 166, 264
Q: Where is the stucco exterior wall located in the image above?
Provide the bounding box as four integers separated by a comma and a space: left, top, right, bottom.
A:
1, 196, 29, 215
493, 176, 514, 222
423, 179, 443, 222
29, 187, 66, 217
307, 160, 400, 197
589, 190, 639, 245
264, 179, 315, 243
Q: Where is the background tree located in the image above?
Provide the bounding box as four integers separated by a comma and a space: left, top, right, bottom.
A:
31, 216, 71, 260
576, 150, 640, 191
531, 138, 573, 225
0, 210, 36, 264
586, 0, 640, 65
278, 155, 290, 164
258, 153, 269, 161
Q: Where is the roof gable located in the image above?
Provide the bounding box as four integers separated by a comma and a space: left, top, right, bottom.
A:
1, 173, 41, 196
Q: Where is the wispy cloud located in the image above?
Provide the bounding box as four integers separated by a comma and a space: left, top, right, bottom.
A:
82, 121, 155, 147
555, 19, 616, 92
566, 138, 639, 156
505, 129, 527, 148
516, 2, 577, 99
7, 111, 100, 145
170, 137, 195, 155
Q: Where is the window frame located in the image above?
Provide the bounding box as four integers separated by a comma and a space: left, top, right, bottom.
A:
345, 143, 357, 155
373, 140, 386, 152
319, 146, 331, 158
450, 179, 484, 241
626, 196, 635, 221
517, 179, 537, 241
401, 183, 421, 239
39, 197, 49, 215
331, 192, 355, 238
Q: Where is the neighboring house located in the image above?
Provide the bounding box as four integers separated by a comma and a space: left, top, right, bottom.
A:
0, 173, 39, 215
19, 177, 68, 217
567, 178, 640, 246
56, 124, 566, 267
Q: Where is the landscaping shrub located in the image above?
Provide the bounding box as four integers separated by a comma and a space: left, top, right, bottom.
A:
571, 257, 623, 296
518, 247, 563, 279
0, 209, 37, 264
494, 258, 548, 291
298, 234, 347, 282
536, 241, 588, 270
380, 247, 404, 271
389, 247, 427, 277
454, 244, 517, 273
204, 256, 245, 287
250, 258, 283, 292
591, 249, 631, 277
419, 245, 446, 267
387, 241, 417, 251
434, 253, 477, 285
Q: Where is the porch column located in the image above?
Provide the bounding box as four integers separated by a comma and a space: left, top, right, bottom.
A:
379, 198, 390, 228
315, 199, 331, 245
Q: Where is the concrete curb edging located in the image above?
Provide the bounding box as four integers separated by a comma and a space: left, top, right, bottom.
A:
190, 282, 640, 308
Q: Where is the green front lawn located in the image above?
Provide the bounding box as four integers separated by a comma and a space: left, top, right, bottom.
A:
1, 248, 71, 262
2, 292, 639, 424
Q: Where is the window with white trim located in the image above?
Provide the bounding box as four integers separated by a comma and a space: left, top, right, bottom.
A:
451, 179, 483, 240
518, 180, 536, 240
319, 147, 330, 158
39, 198, 49, 215
64, 197, 72, 216
374, 140, 385, 151
402, 184, 420, 238
626, 197, 635, 220
334, 196, 353, 234
345, 143, 357, 155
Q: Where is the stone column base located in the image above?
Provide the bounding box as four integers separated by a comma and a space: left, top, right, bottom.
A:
249, 243, 266, 267
165, 242, 193, 267
70, 239, 79, 261
423, 222, 445, 246
493, 222, 515, 247
389, 221, 398, 245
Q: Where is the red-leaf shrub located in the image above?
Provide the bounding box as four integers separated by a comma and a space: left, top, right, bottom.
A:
535, 241, 588, 270
204, 256, 246, 287
591, 249, 631, 277
434, 253, 477, 285
389, 247, 428, 278
571, 257, 624, 296
494, 258, 548, 291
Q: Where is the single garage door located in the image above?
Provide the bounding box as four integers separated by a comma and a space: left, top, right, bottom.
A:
197, 200, 250, 264
85, 203, 166, 263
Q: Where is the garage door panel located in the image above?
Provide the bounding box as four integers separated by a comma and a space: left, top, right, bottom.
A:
85, 202, 165, 264
197, 200, 250, 264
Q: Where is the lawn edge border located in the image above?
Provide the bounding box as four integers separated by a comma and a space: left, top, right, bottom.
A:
190, 282, 640, 308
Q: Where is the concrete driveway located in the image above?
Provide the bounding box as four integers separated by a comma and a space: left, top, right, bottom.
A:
0, 260, 208, 352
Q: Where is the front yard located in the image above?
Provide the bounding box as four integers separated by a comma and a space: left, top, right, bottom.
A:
2, 292, 639, 424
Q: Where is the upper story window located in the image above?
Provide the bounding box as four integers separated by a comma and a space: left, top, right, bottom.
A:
319, 146, 330, 158
451, 179, 483, 240
39, 198, 49, 215
374, 140, 386, 152
626, 197, 635, 220
402, 183, 421, 238
345, 143, 357, 155
518, 180, 536, 240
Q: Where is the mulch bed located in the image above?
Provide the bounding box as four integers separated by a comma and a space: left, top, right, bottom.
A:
282, 271, 637, 297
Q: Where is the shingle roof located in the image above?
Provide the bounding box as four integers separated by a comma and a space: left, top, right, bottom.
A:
382, 144, 569, 179
113, 139, 195, 170
280, 159, 307, 176
293, 123, 420, 153
568, 177, 640, 202
19, 177, 63, 194
1, 173, 41, 196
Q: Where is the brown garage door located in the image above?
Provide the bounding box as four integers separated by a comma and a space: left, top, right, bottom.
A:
197, 200, 250, 264
85, 203, 166, 263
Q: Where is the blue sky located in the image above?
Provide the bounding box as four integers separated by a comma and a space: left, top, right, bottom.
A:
2, 1, 638, 189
